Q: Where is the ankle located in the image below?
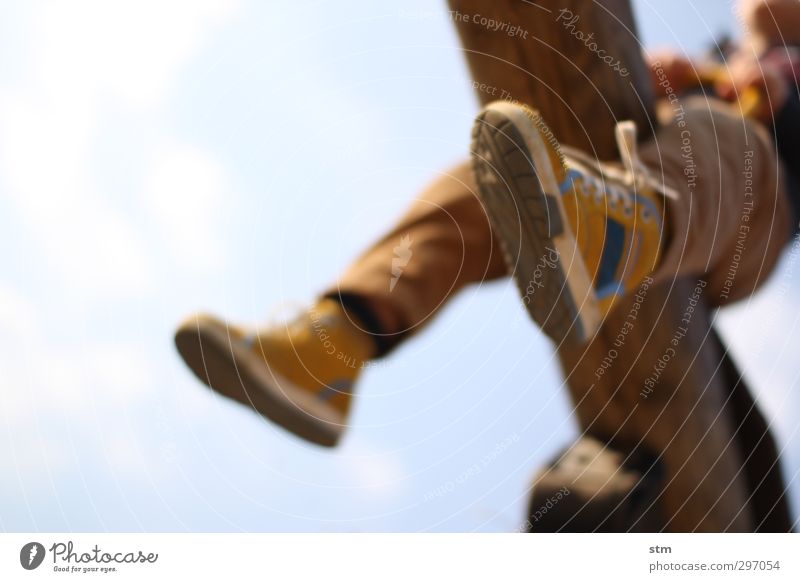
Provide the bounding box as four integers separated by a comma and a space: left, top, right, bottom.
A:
313, 297, 379, 363
320, 292, 398, 358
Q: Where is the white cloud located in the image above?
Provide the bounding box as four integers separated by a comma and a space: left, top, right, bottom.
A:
0, 0, 243, 295
337, 439, 407, 499
0, 92, 153, 293
0, 288, 145, 492
0, 1, 245, 494
0, 282, 155, 447
0, 286, 41, 344
0, 288, 42, 425
36, 0, 241, 107
144, 145, 233, 271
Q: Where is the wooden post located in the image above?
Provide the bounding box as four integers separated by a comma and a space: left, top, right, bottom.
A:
448, 0, 653, 157
449, 0, 791, 531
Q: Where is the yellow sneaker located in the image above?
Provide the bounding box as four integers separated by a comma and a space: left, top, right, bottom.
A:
174, 298, 375, 446
471, 100, 670, 345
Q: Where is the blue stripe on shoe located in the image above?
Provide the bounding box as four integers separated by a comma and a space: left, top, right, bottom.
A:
316, 379, 353, 401
596, 217, 626, 292
596, 280, 625, 300
559, 169, 583, 194
560, 169, 663, 228
633, 191, 663, 227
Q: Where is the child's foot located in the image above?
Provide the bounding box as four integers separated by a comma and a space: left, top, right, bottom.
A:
174, 298, 375, 446
471, 100, 666, 345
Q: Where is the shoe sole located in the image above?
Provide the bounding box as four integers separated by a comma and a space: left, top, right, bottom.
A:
471, 102, 601, 346
174, 316, 343, 447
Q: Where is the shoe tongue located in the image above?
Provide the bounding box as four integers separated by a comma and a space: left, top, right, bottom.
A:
614, 120, 679, 201
614, 121, 638, 178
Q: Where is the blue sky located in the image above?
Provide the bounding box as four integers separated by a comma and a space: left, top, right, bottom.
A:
0, 0, 797, 532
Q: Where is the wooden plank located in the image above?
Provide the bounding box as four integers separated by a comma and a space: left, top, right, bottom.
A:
449, 0, 790, 531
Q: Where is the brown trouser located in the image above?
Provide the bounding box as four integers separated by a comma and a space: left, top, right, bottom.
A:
324, 0, 794, 531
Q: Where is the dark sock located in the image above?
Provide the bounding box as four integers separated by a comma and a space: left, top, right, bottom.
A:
323, 291, 394, 357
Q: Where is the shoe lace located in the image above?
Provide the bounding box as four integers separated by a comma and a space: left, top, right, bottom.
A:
614, 121, 679, 202
240, 300, 309, 348
579, 173, 635, 218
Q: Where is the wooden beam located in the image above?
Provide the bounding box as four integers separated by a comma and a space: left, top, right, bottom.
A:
449, 0, 790, 531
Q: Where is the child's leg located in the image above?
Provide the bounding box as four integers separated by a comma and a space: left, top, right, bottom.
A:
642, 96, 792, 304
324, 160, 508, 355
